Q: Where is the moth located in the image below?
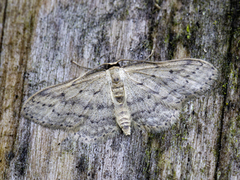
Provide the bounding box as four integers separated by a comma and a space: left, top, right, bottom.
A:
22, 58, 218, 141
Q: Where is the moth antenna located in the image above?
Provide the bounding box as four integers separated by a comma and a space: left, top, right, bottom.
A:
116, 49, 155, 64
143, 49, 154, 61
71, 60, 92, 70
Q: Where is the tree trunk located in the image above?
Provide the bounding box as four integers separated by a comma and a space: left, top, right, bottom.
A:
0, 0, 239, 179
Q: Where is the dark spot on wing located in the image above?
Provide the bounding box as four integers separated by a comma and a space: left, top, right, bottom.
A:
151, 75, 156, 78
154, 102, 161, 107
131, 110, 145, 117
196, 68, 199, 70
42, 104, 45, 106
185, 75, 190, 78
186, 80, 189, 83
209, 78, 212, 80
97, 104, 105, 109
199, 61, 203, 66
149, 90, 159, 95
61, 93, 65, 96
127, 101, 133, 106
169, 70, 173, 74
79, 90, 83, 93
192, 72, 195, 74
94, 90, 100, 95
169, 89, 177, 95
163, 81, 168, 85
84, 104, 93, 110
52, 109, 55, 112
39, 90, 48, 96
78, 115, 84, 118
109, 104, 114, 110
186, 60, 192, 65
147, 95, 151, 99
137, 82, 143, 85
136, 97, 144, 102
162, 96, 168, 100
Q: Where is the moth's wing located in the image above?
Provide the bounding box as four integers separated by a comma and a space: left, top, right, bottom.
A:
22, 70, 119, 141
122, 58, 218, 132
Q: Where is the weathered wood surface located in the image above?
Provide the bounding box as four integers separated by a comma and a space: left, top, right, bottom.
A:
0, 0, 239, 179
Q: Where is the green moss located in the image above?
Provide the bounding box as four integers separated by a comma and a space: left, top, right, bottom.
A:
236, 116, 240, 128
166, 169, 177, 179
143, 148, 151, 176
229, 63, 238, 90
213, 149, 218, 158
125, 9, 129, 16
222, 83, 228, 95
164, 34, 169, 44
186, 25, 191, 39
186, 25, 190, 33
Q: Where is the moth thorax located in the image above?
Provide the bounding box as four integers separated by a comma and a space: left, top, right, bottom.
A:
109, 68, 125, 103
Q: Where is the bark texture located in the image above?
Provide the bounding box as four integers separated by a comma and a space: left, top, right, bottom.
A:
0, 0, 239, 179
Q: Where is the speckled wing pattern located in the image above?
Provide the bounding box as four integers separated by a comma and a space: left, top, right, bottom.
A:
22, 58, 218, 142
22, 70, 119, 141
123, 59, 218, 132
